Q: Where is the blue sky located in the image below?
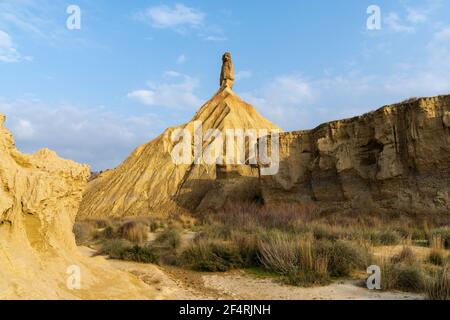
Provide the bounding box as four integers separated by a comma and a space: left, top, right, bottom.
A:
1, 0, 450, 170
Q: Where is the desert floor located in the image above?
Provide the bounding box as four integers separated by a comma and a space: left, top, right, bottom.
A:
79, 246, 423, 300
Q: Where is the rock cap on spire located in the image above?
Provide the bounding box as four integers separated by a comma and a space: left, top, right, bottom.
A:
220, 52, 234, 90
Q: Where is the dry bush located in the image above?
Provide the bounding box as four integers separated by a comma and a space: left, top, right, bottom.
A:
73, 221, 96, 245
426, 249, 445, 266
215, 202, 319, 231
98, 239, 158, 263
155, 224, 182, 249
98, 239, 132, 259
258, 233, 332, 286
258, 233, 301, 275
181, 238, 243, 272
117, 221, 148, 243
391, 247, 416, 265
426, 266, 450, 300
429, 228, 450, 249
381, 260, 425, 293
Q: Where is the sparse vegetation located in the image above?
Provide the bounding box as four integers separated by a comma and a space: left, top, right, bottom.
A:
117, 221, 148, 243
73, 221, 96, 245
155, 224, 182, 249
391, 247, 416, 265
426, 250, 445, 266
74, 203, 450, 294
426, 266, 450, 300
381, 261, 425, 293
181, 239, 243, 272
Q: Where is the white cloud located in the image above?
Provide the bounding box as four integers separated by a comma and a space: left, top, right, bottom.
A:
235, 70, 253, 81
138, 4, 205, 31
385, 12, 415, 33
127, 73, 202, 110
177, 54, 187, 63
406, 8, 428, 24
240, 24, 450, 132
14, 119, 35, 139
240, 75, 316, 129
202, 35, 227, 42
0, 30, 21, 62
0, 98, 166, 170
127, 90, 155, 105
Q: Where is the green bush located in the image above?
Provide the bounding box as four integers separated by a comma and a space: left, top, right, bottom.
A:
98, 239, 159, 263
396, 265, 425, 292
121, 245, 159, 263
426, 250, 445, 266
322, 240, 370, 277
181, 239, 243, 272
382, 262, 425, 293
372, 230, 401, 245
98, 239, 132, 259
155, 226, 182, 249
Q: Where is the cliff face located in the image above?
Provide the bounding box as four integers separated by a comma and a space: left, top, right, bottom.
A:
253, 96, 450, 215
79, 88, 279, 218
0, 113, 162, 299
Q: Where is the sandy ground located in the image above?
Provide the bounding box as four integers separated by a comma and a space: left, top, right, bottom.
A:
79, 246, 424, 300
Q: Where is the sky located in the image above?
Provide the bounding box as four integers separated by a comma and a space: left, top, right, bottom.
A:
1, 0, 450, 170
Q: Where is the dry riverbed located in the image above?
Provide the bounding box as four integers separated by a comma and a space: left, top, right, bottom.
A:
79, 246, 423, 300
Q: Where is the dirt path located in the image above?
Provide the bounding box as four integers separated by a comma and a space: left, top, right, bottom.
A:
79, 246, 423, 300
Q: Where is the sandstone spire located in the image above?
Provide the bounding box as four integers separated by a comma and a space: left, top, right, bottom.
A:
220, 52, 234, 89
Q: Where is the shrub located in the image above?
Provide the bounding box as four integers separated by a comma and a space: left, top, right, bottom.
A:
381, 262, 425, 293
92, 218, 112, 229
232, 232, 260, 267
429, 229, 450, 249
98, 239, 158, 263
155, 226, 182, 249
396, 265, 425, 292
258, 233, 300, 275
181, 239, 243, 272
98, 239, 132, 259
149, 221, 159, 232
426, 267, 450, 300
391, 247, 416, 265
117, 221, 148, 243
121, 245, 159, 263
426, 250, 445, 266
315, 240, 371, 277
373, 230, 401, 245
73, 221, 96, 245
102, 226, 116, 239
258, 234, 330, 286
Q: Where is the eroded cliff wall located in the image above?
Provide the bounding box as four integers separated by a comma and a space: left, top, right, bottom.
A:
257, 95, 450, 215
0, 113, 164, 299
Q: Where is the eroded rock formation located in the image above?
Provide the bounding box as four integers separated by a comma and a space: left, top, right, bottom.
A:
79, 52, 449, 219
0, 113, 163, 299
214, 96, 450, 215
79, 89, 279, 218
220, 52, 234, 89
